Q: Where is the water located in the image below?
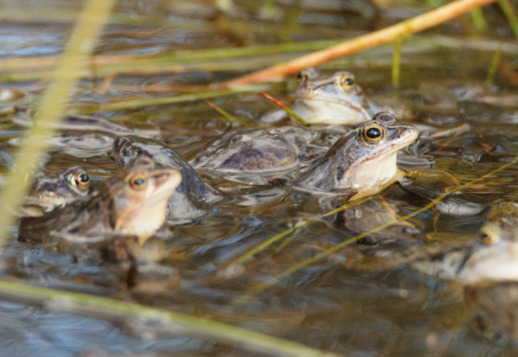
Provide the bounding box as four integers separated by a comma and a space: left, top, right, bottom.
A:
1, 0, 518, 356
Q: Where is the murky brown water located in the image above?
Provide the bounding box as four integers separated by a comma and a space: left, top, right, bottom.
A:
1, 0, 518, 356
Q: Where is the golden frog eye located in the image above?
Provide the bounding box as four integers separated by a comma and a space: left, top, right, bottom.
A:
129, 173, 148, 191
479, 224, 499, 245
67, 170, 90, 192
361, 124, 384, 144
340, 74, 355, 90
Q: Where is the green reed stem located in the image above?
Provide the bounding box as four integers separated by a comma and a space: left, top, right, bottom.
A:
205, 100, 251, 125
261, 92, 308, 125
0, 0, 116, 242
0, 8, 204, 27
470, 7, 489, 32
0, 279, 339, 357
69, 86, 271, 114
226, 220, 311, 267
0, 39, 344, 80
392, 39, 402, 90
486, 48, 502, 84
498, 0, 518, 38
225, 196, 373, 268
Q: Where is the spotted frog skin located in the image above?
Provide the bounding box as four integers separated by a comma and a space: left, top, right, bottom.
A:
294, 111, 418, 201
23, 166, 92, 216
292, 67, 376, 125
18, 157, 182, 253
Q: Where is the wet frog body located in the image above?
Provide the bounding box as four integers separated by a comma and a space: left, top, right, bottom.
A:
191, 126, 325, 185
411, 200, 518, 285
294, 112, 418, 200
19, 157, 181, 252
113, 136, 220, 224
292, 67, 376, 125
23, 166, 92, 216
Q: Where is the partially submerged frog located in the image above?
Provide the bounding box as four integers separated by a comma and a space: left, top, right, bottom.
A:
113, 136, 220, 224
411, 200, 518, 285
190, 126, 327, 185
291, 67, 376, 125
294, 111, 418, 201
18, 157, 182, 260
23, 166, 92, 216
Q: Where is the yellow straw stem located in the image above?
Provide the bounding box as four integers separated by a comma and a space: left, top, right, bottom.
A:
0, 0, 116, 242
226, 0, 498, 87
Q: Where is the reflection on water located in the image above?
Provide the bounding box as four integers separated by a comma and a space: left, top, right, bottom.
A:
1, 0, 518, 356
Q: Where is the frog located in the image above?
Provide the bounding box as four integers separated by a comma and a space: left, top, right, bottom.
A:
291, 67, 376, 125
294, 111, 418, 201
22, 166, 92, 216
18, 156, 182, 261
113, 135, 221, 224
410, 200, 518, 285
190, 126, 329, 186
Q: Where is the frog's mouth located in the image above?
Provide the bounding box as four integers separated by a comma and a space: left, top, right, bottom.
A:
294, 98, 372, 124
144, 169, 182, 207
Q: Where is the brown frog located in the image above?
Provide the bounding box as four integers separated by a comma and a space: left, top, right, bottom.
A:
294, 111, 418, 201
23, 166, 91, 216
18, 157, 182, 261
113, 135, 220, 223
292, 67, 376, 125
260, 67, 377, 126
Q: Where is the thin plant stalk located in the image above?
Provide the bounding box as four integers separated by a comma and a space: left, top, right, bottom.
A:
68, 86, 271, 114
486, 48, 502, 84
498, 0, 518, 38
0, 39, 345, 77
392, 39, 402, 90
205, 100, 249, 124
0, 279, 340, 357
224, 196, 373, 268
261, 92, 308, 125
225, 0, 499, 87
0, 0, 116, 242
470, 7, 489, 32
239, 154, 518, 299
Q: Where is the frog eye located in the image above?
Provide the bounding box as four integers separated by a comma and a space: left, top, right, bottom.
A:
361, 124, 384, 144
297, 68, 317, 81
67, 170, 90, 192
339, 74, 355, 90
122, 146, 142, 158
479, 225, 499, 245
122, 148, 132, 158
129, 173, 148, 191
76, 172, 90, 191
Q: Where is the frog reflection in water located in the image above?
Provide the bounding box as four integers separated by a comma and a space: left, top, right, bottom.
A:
295, 111, 418, 201
291, 67, 376, 125
113, 136, 220, 224
23, 166, 91, 216
19, 157, 182, 260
